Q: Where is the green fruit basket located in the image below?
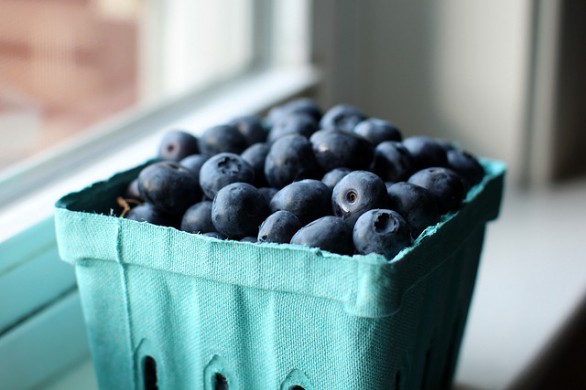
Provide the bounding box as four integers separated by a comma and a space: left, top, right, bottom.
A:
54, 159, 505, 390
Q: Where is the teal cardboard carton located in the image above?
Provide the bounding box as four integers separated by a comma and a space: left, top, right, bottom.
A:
55, 159, 505, 390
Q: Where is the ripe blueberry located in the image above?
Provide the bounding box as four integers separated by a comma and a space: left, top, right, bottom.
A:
290, 216, 354, 255
319, 104, 366, 132
180, 201, 215, 234
446, 149, 485, 189
198, 124, 248, 156
267, 98, 322, 126
332, 170, 388, 225
138, 161, 201, 215
321, 168, 352, 190
211, 182, 270, 239
402, 136, 448, 170
199, 153, 255, 199
371, 141, 414, 182
158, 130, 199, 161
267, 113, 318, 143
180, 154, 208, 175
179, 154, 208, 196
229, 114, 267, 145
310, 129, 374, 172
353, 209, 412, 259
258, 210, 302, 244
126, 203, 178, 227
353, 118, 402, 146
258, 187, 278, 204
387, 182, 439, 237
241, 142, 270, 187
264, 134, 321, 189
125, 179, 142, 200
270, 179, 331, 224
408, 167, 465, 214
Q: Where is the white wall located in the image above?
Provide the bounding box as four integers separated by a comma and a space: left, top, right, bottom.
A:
313, 0, 532, 183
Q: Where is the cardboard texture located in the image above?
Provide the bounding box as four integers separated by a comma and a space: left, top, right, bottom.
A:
55, 159, 505, 390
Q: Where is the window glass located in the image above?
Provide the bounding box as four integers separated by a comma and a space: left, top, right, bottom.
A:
0, 0, 253, 171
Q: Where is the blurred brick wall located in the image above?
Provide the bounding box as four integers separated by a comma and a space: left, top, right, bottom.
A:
0, 0, 138, 121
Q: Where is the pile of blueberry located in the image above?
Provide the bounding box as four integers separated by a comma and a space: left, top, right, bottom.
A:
122, 99, 484, 260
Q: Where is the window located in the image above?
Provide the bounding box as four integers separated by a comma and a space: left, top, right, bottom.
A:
0, 1, 316, 388
0, 0, 315, 238
0, 0, 254, 172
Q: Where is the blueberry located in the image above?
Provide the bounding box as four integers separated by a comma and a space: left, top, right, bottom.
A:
199, 153, 255, 199
402, 136, 448, 170
267, 113, 318, 143
180, 154, 208, 175
387, 182, 439, 237
180, 201, 214, 234
211, 182, 270, 239
257, 210, 302, 244
179, 154, 208, 194
258, 187, 278, 204
264, 134, 321, 189
353, 209, 412, 259
446, 149, 485, 189
198, 124, 248, 156
126, 203, 178, 227
321, 168, 352, 189
435, 138, 457, 153
267, 98, 322, 126
241, 143, 270, 187
158, 130, 199, 161
332, 170, 388, 225
229, 115, 267, 145
371, 141, 414, 181
138, 161, 201, 215
319, 104, 366, 132
203, 231, 227, 240
270, 179, 331, 224
290, 216, 354, 255
310, 129, 374, 172
125, 179, 142, 200
240, 236, 257, 243
408, 167, 465, 214
353, 118, 402, 145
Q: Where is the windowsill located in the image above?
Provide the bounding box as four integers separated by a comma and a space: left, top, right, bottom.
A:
0, 66, 320, 244
455, 179, 586, 388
